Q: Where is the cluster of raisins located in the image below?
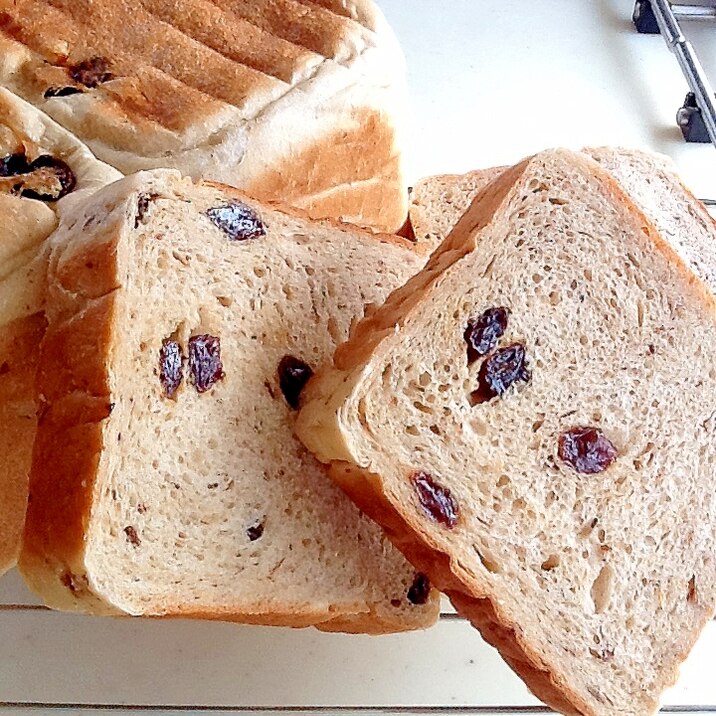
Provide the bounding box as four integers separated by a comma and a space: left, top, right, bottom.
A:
159, 334, 224, 398
0, 151, 76, 201
465, 306, 530, 403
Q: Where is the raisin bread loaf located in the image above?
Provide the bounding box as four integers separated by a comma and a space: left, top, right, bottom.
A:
296, 149, 716, 712
19, 169, 438, 632
0, 86, 119, 575
0, 0, 408, 233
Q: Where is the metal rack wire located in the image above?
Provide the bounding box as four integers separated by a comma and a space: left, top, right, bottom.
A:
634, 0, 716, 145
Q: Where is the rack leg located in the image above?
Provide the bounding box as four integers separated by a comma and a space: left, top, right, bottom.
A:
677, 92, 713, 142
633, 0, 660, 34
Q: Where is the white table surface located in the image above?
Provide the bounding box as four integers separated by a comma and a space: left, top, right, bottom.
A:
2, 2, 715, 714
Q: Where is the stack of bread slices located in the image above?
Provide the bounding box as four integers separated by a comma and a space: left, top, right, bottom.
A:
0, 2, 714, 715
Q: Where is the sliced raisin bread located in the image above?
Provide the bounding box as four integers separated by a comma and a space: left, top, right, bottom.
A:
296, 149, 716, 712
0, 86, 119, 576
19, 169, 438, 632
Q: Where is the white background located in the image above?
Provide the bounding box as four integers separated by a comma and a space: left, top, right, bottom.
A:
1, 2, 715, 714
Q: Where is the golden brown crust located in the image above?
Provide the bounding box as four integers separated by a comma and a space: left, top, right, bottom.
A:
0, 0, 407, 232
244, 107, 407, 232
0, 313, 46, 573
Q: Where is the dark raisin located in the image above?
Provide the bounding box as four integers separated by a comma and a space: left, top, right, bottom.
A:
137, 503, 148, 514
412, 471, 459, 528
159, 339, 183, 398
407, 573, 431, 605
0, 361, 8, 376
205, 202, 266, 241
687, 575, 698, 604
189, 335, 224, 393
44, 85, 83, 98
21, 155, 76, 201
277, 355, 313, 409
247, 522, 264, 541
135, 192, 159, 228
558, 427, 617, 474
0, 152, 30, 177
396, 215, 416, 242
390, 598, 401, 608
60, 572, 78, 594
471, 343, 530, 402
69, 56, 113, 88
124, 526, 141, 547
464, 307, 509, 363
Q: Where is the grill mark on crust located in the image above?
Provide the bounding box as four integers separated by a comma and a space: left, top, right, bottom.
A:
0, 0, 380, 134
204, 0, 364, 60
139, 0, 325, 84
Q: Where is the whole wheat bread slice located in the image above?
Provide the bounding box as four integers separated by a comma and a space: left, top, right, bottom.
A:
0, 86, 119, 575
296, 149, 716, 712
19, 169, 438, 632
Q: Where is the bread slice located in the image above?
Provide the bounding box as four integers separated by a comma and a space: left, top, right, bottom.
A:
19, 169, 438, 632
0, 0, 408, 233
296, 149, 716, 712
408, 148, 716, 281
408, 166, 506, 252
584, 147, 716, 295
0, 86, 119, 576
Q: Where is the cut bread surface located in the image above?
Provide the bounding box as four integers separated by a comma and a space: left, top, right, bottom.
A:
0, 86, 119, 576
20, 169, 438, 632
0, 0, 408, 232
409, 166, 506, 252
297, 149, 716, 713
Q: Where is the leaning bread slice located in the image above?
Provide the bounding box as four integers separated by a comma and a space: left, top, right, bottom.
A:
296, 149, 716, 712
19, 169, 438, 632
0, 86, 119, 576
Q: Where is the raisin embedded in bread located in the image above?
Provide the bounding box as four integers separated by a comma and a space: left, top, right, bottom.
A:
297, 149, 716, 712
0, 0, 408, 233
19, 169, 438, 633
0, 86, 119, 576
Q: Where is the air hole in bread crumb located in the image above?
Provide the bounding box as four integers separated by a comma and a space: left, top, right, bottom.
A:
253, 266, 266, 278
541, 554, 560, 571
687, 576, 698, 604
584, 268, 593, 281
549, 291, 561, 305
414, 401, 434, 415
474, 545, 502, 573
590, 564, 614, 614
